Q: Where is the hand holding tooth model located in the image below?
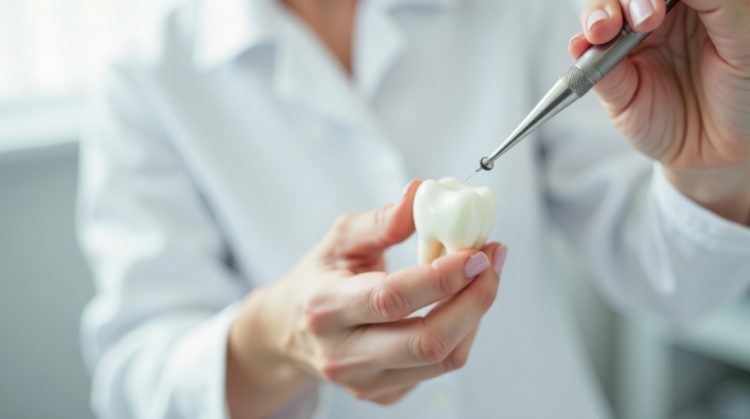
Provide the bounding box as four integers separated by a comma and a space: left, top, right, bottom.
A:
227, 181, 507, 415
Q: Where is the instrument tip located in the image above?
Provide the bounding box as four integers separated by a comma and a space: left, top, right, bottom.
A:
464, 167, 482, 182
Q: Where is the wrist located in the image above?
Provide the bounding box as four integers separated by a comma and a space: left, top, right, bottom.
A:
232, 284, 317, 383
664, 163, 750, 225
226, 285, 317, 418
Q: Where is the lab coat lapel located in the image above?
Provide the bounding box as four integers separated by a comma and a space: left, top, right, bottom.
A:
273, 12, 372, 131
271, 0, 454, 132
354, 3, 406, 100
192, 0, 278, 71
356, 0, 457, 101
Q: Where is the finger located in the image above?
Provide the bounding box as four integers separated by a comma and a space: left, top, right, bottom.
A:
590, 52, 642, 120
577, 0, 666, 120
338, 248, 493, 326
580, 1, 654, 120
353, 328, 479, 400
619, 0, 666, 33
300, 248, 490, 333
346, 243, 503, 368
568, 33, 591, 60
412, 243, 500, 361
367, 385, 417, 406
680, 0, 750, 70
580, 0, 623, 44
331, 180, 421, 256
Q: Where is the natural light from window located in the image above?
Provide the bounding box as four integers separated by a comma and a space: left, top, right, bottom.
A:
0, 0, 177, 150
0, 0, 176, 105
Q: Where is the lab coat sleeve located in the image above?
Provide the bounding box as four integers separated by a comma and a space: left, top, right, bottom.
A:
78, 60, 323, 419
534, 3, 750, 323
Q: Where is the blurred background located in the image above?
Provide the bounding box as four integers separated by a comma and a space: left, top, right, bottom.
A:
0, 1, 748, 418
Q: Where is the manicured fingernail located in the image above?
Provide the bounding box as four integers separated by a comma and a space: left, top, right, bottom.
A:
586, 9, 609, 33
629, 0, 654, 27
493, 246, 508, 276
464, 253, 490, 278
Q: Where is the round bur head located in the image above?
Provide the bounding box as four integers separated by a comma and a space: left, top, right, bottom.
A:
480, 157, 494, 171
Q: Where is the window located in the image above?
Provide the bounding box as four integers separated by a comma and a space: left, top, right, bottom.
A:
0, 0, 176, 150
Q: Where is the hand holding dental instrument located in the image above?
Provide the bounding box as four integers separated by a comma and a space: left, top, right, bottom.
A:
470, 0, 680, 177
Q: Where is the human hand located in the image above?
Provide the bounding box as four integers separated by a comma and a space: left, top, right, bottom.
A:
570, 0, 750, 224
229, 180, 506, 414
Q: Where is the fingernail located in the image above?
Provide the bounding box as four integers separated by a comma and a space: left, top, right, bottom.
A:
629, 0, 654, 27
493, 246, 508, 276
569, 34, 582, 47
464, 253, 490, 279
586, 9, 609, 33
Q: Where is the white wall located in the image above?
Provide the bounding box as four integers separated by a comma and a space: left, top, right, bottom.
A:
0, 144, 94, 419
554, 235, 618, 404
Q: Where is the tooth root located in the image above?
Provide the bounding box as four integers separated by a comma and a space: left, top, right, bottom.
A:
443, 242, 461, 256
474, 235, 488, 250
418, 238, 444, 265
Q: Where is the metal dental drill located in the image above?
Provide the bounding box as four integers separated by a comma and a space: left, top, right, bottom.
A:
471, 0, 679, 176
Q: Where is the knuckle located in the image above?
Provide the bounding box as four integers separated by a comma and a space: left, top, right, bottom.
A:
371, 206, 396, 248
470, 283, 497, 312
318, 362, 337, 382
318, 359, 346, 383
369, 283, 408, 321
373, 205, 389, 230
333, 213, 354, 229
442, 348, 469, 372
350, 389, 373, 401
332, 213, 355, 236
374, 395, 402, 406
432, 264, 457, 296
302, 295, 332, 335
409, 327, 451, 364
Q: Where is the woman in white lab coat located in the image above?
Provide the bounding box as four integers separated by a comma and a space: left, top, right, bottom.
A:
78, 0, 750, 418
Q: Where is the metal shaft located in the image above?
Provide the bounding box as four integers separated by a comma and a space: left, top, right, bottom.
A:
476, 0, 679, 173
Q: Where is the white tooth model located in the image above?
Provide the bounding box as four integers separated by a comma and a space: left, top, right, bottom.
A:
413, 177, 496, 264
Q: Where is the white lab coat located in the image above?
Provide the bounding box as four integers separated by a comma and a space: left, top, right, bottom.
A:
77, 0, 750, 418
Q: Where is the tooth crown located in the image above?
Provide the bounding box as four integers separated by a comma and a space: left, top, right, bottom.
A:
413, 177, 496, 264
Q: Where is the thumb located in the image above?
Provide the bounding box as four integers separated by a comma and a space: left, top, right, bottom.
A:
568, 30, 641, 124
330, 180, 421, 257
567, 0, 667, 132
680, 0, 750, 72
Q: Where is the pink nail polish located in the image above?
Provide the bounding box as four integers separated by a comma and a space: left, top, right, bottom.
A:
464, 253, 490, 278
586, 9, 608, 33
630, 0, 654, 26
493, 246, 508, 276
